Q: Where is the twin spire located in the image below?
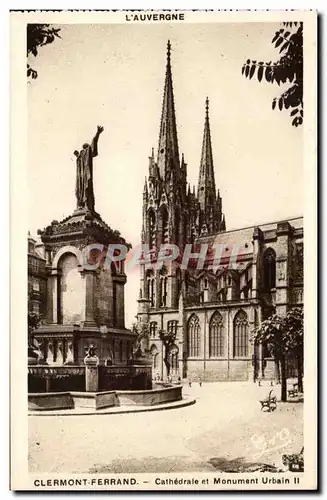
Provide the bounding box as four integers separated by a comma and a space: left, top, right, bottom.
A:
157, 40, 180, 179
197, 97, 216, 209
153, 41, 225, 234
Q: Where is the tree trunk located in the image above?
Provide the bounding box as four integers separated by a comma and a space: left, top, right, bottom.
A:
297, 353, 303, 393
274, 358, 280, 383
280, 354, 287, 402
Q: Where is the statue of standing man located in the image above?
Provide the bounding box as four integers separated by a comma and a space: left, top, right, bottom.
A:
74, 125, 104, 212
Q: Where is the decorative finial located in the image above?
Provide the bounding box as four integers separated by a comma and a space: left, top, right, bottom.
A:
205, 97, 209, 118
167, 40, 171, 61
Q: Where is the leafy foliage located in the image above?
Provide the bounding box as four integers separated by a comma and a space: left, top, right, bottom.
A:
27, 24, 61, 79
242, 22, 303, 126
252, 307, 304, 400
251, 313, 284, 356
251, 308, 303, 357
283, 307, 304, 355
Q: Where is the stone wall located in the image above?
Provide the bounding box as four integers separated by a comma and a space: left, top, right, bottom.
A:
28, 392, 74, 411
98, 365, 152, 391
186, 359, 251, 381
28, 365, 86, 393
95, 268, 114, 326
28, 365, 152, 393
28, 385, 183, 411
116, 385, 182, 406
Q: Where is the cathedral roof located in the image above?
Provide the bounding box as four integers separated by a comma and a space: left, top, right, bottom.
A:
195, 216, 304, 264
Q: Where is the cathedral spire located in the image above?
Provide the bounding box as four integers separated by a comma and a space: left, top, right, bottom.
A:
197, 98, 225, 234
157, 40, 180, 180
197, 97, 216, 206
221, 214, 226, 232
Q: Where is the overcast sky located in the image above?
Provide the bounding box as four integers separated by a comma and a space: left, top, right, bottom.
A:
28, 22, 303, 327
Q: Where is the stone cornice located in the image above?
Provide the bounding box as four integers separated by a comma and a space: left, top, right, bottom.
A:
40, 209, 131, 248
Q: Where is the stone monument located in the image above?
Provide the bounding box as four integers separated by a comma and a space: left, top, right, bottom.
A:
34, 126, 135, 365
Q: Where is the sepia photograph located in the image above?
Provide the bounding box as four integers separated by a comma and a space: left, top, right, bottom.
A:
10, 10, 317, 491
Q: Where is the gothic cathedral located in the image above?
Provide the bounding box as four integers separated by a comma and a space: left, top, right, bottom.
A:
137, 42, 303, 382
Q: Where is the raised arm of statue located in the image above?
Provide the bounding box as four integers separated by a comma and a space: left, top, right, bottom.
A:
91, 125, 104, 158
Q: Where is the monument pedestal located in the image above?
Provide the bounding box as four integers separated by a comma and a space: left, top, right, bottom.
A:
35, 209, 135, 366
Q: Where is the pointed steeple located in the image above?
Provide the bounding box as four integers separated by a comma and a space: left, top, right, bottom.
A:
197, 97, 216, 208
157, 40, 180, 180
221, 214, 226, 232
196, 98, 225, 235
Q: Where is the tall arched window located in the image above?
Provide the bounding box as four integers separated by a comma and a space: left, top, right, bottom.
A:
150, 321, 157, 337
175, 209, 180, 244
187, 314, 200, 357
161, 206, 169, 244
146, 269, 155, 307
209, 312, 224, 357
262, 248, 276, 291
176, 267, 181, 306
233, 310, 249, 357
167, 320, 177, 336
159, 266, 168, 307
148, 210, 156, 249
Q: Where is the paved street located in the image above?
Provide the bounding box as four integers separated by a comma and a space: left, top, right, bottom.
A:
29, 382, 303, 473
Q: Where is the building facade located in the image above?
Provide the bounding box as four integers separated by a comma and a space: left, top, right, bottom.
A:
28, 233, 47, 318
137, 42, 304, 382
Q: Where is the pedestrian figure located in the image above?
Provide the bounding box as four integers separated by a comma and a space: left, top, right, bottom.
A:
188, 377, 192, 387
177, 376, 181, 384
199, 377, 202, 387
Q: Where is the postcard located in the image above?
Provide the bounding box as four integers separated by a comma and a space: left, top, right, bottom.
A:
10, 9, 317, 491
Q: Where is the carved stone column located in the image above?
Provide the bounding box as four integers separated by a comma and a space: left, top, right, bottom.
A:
80, 269, 96, 326
47, 269, 61, 324
252, 227, 263, 299
65, 340, 74, 364
84, 354, 99, 392
47, 341, 54, 365
276, 221, 291, 316
56, 340, 64, 365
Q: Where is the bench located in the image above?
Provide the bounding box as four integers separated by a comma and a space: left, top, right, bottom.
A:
288, 383, 299, 398
259, 389, 277, 412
